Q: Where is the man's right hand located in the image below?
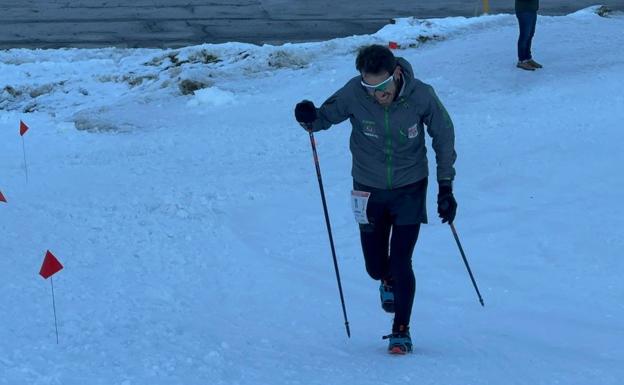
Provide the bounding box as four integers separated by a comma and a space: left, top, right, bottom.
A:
294, 100, 317, 130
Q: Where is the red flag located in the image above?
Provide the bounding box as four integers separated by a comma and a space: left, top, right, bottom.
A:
20, 120, 29, 136
388, 41, 399, 50
0, 191, 6, 203
39, 250, 63, 279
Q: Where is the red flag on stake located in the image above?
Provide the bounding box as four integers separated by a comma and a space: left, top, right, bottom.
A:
40, 250, 64, 279
19, 120, 30, 183
20, 120, 29, 136
40, 250, 63, 344
0, 191, 6, 203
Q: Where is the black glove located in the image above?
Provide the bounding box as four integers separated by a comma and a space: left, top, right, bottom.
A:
437, 184, 457, 224
294, 100, 317, 125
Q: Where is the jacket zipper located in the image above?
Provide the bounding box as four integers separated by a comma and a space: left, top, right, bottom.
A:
384, 107, 392, 189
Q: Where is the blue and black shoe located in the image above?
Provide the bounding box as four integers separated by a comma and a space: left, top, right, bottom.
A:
379, 280, 395, 313
383, 325, 412, 354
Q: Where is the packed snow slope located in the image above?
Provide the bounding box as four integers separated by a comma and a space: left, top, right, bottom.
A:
1, 6, 623, 385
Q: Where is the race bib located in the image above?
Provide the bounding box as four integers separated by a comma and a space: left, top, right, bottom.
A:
351, 190, 371, 224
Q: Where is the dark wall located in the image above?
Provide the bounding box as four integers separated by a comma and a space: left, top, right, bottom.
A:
1, 0, 622, 49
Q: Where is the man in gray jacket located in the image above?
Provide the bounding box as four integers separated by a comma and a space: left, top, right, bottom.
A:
294, 44, 457, 354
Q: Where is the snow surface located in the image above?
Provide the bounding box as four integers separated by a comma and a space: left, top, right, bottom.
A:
1, 6, 623, 385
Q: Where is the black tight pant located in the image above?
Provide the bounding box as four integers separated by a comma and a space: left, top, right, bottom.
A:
360, 221, 420, 328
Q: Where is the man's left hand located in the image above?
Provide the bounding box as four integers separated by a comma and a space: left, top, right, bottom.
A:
437, 185, 457, 224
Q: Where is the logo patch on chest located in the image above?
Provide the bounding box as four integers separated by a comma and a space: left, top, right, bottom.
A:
361, 120, 379, 138
407, 123, 419, 139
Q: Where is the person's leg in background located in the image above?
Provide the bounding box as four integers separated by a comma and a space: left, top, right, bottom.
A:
525, 11, 542, 68
516, 11, 538, 70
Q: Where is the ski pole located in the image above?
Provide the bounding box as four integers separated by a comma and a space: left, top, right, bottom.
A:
449, 222, 485, 307
308, 130, 351, 338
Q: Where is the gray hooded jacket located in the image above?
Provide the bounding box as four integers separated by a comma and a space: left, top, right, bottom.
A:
309, 57, 456, 190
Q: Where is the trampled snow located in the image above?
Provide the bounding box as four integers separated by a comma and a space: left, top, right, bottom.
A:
1, 6, 623, 385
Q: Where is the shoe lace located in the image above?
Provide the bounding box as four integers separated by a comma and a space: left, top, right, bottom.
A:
382, 331, 410, 340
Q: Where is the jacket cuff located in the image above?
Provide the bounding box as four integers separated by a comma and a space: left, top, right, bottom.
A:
438, 180, 453, 195
438, 179, 453, 187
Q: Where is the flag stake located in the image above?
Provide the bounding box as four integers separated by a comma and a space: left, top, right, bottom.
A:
40, 250, 63, 343
22, 137, 29, 183
50, 277, 59, 344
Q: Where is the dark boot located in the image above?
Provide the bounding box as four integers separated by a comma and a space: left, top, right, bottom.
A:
383, 324, 412, 354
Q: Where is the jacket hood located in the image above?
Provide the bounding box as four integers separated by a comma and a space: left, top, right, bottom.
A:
396, 57, 417, 97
